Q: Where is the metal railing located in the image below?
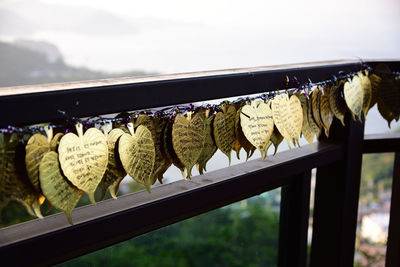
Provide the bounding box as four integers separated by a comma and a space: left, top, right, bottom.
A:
0, 60, 399, 267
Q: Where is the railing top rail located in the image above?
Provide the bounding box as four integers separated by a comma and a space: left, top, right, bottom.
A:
2, 59, 399, 127
0, 59, 367, 96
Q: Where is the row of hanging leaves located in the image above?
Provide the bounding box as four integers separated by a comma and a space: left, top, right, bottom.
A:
0, 64, 399, 224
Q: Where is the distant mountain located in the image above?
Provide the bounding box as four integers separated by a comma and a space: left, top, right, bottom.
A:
14, 39, 63, 63
0, 40, 154, 87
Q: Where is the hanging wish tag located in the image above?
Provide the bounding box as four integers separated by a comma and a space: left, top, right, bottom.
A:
376, 64, 400, 126
311, 87, 324, 130
344, 75, 363, 120
58, 123, 108, 204
213, 105, 236, 165
297, 93, 315, 150
329, 81, 347, 126
319, 86, 334, 137
240, 101, 274, 159
39, 151, 83, 224
287, 95, 303, 146
163, 119, 185, 178
1, 133, 44, 218
119, 123, 155, 193
98, 125, 126, 200
236, 107, 256, 161
270, 127, 283, 156
359, 71, 372, 117
271, 94, 292, 148
135, 114, 170, 185
197, 110, 217, 175
172, 111, 206, 179
25, 126, 63, 193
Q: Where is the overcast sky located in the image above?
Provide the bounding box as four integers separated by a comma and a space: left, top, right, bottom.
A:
1, 0, 399, 73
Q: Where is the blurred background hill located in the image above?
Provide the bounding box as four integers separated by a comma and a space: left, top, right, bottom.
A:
0, 40, 154, 87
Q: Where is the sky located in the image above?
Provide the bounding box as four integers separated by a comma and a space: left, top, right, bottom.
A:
0, 0, 399, 73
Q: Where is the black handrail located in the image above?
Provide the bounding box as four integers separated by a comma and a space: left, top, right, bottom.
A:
0, 60, 399, 267
0, 59, 398, 127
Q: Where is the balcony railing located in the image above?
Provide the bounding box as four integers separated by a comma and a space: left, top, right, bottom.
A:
0, 59, 399, 267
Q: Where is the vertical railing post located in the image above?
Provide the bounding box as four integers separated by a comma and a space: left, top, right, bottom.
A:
386, 152, 400, 267
278, 169, 312, 267
310, 117, 364, 267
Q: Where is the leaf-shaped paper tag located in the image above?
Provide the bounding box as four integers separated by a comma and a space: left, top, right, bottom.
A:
240, 101, 274, 159
269, 127, 283, 156
306, 95, 321, 137
311, 87, 324, 130
297, 93, 315, 150
213, 105, 236, 165
98, 126, 126, 200
376, 64, 400, 123
235, 107, 256, 161
271, 94, 291, 148
369, 73, 381, 109
359, 71, 372, 117
197, 111, 217, 175
163, 120, 185, 177
329, 81, 347, 126
119, 124, 155, 193
172, 112, 206, 179
319, 86, 334, 138
58, 123, 108, 204
233, 107, 243, 160
0, 133, 43, 218
152, 116, 171, 183
344, 75, 363, 120
25, 126, 63, 192
39, 151, 83, 224
135, 114, 170, 184
378, 97, 395, 128
287, 95, 303, 146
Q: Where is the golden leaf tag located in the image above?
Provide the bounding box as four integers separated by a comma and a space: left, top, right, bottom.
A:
235, 107, 256, 161
344, 75, 363, 120
0, 133, 43, 218
240, 101, 274, 159
329, 80, 347, 126
369, 73, 381, 109
297, 93, 315, 150
233, 107, 243, 160
263, 141, 273, 158
197, 111, 217, 175
25, 126, 63, 193
378, 100, 395, 128
135, 114, 170, 185
359, 71, 372, 117
213, 105, 236, 165
172, 112, 206, 179
119, 123, 155, 193
98, 125, 126, 200
287, 95, 303, 146
153, 116, 171, 184
58, 123, 108, 204
306, 95, 321, 138
271, 94, 291, 148
375, 64, 400, 126
311, 87, 324, 130
270, 127, 283, 155
319, 86, 334, 138
163, 120, 185, 177
39, 151, 83, 224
